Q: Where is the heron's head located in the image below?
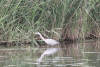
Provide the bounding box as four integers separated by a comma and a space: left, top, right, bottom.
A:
34, 32, 40, 35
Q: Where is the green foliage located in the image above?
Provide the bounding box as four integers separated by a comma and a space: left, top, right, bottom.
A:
0, 0, 100, 46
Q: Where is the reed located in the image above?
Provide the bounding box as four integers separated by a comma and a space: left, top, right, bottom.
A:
0, 0, 100, 46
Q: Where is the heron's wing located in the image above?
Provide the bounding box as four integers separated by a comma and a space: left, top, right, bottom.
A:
45, 39, 60, 44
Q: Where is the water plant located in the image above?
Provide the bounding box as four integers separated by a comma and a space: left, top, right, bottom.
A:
0, 0, 100, 46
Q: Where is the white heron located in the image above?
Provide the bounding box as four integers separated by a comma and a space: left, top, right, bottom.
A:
34, 32, 60, 46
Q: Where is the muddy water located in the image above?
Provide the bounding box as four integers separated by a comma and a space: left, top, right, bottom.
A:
0, 40, 100, 67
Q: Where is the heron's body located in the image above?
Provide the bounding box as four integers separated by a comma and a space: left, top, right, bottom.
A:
44, 39, 60, 46
34, 32, 60, 46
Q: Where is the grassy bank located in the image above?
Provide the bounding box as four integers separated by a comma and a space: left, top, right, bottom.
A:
0, 0, 100, 46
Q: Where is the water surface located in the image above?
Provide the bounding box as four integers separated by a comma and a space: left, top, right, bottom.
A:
0, 40, 100, 67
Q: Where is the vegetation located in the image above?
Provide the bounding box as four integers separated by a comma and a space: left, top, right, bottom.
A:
0, 0, 100, 46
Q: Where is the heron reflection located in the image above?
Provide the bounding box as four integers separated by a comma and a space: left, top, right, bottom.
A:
37, 48, 59, 62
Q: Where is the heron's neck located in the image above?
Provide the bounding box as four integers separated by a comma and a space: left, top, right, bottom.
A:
38, 33, 45, 41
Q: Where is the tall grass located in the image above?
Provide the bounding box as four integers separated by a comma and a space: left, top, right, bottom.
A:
0, 0, 100, 46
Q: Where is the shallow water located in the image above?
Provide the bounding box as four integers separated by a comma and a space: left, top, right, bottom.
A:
0, 40, 100, 67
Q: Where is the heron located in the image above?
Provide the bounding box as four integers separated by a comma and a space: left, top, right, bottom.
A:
34, 32, 60, 46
